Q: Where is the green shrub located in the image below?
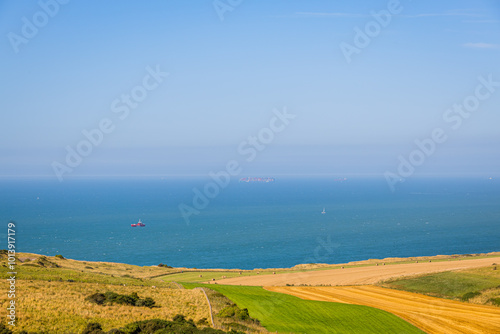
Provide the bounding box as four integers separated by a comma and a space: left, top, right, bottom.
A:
104, 291, 136, 306
135, 297, 155, 308
81, 322, 104, 334
460, 291, 481, 301
83, 317, 244, 334
216, 305, 250, 321
55, 254, 65, 259
86, 293, 106, 305
196, 318, 209, 326
107, 329, 125, 334
488, 297, 500, 306
87, 292, 156, 308
173, 314, 186, 322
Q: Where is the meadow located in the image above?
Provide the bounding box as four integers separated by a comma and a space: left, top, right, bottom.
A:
381, 264, 500, 305
0, 279, 210, 333
188, 284, 425, 334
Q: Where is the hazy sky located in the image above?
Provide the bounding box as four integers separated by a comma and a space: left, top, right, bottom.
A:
1, 0, 499, 178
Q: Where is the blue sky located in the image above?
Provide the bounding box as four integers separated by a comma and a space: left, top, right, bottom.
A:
0, 0, 499, 178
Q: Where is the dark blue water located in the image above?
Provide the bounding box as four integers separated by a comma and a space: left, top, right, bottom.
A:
1, 177, 499, 269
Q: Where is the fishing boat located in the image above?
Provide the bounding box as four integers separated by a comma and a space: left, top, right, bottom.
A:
131, 219, 146, 227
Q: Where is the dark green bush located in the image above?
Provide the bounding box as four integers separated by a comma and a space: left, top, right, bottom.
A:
135, 297, 155, 308
488, 297, 500, 306
87, 292, 156, 308
173, 314, 186, 322
196, 318, 209, 326
86, 293, 106, 305
82, 316, 245, 334
81, 322, 104, 334
107, 330, 125, 334
460, 291, 481, 301
216, 305, 249, 321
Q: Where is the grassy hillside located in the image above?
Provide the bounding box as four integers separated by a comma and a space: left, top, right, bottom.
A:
0, 280, 209, 333
0, 253, 266, 333
2, 252, 498, 333
9, 252, 178, 284
381, 264, 500, 306
188, 284, 425, 334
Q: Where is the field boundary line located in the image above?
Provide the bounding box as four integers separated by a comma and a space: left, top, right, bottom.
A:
194, 287, 215, 328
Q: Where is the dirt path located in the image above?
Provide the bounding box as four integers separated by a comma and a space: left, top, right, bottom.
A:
266, 285, 500, 334
214, 257, 500, 286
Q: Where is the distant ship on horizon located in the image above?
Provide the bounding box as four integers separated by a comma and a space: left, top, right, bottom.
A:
131, 219, 145, 227
239, 177, 275, 183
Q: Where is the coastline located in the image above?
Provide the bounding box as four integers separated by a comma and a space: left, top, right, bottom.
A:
12, 250, 500, 274
214, 253, 500, 286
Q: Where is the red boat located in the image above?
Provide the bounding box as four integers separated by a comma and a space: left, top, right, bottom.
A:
131, 219, 146, 227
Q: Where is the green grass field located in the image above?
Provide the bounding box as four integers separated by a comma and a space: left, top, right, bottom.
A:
382, 266, 500, 302
187, 284, 425, 334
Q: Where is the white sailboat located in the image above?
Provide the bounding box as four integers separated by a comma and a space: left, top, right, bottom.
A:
321, 207, 326, 214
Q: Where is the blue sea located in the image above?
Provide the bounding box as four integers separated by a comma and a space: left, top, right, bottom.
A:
1, 177, 499, 269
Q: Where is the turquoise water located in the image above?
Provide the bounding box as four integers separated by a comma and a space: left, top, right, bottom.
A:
1, 177, 499, 269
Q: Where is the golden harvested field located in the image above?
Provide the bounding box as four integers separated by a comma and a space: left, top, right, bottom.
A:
267, 285, 500, 334
217, 256, 500, 286
0, 280, 210, 333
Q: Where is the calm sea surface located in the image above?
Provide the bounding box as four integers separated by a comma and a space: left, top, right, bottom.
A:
1, 177, 498, 269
